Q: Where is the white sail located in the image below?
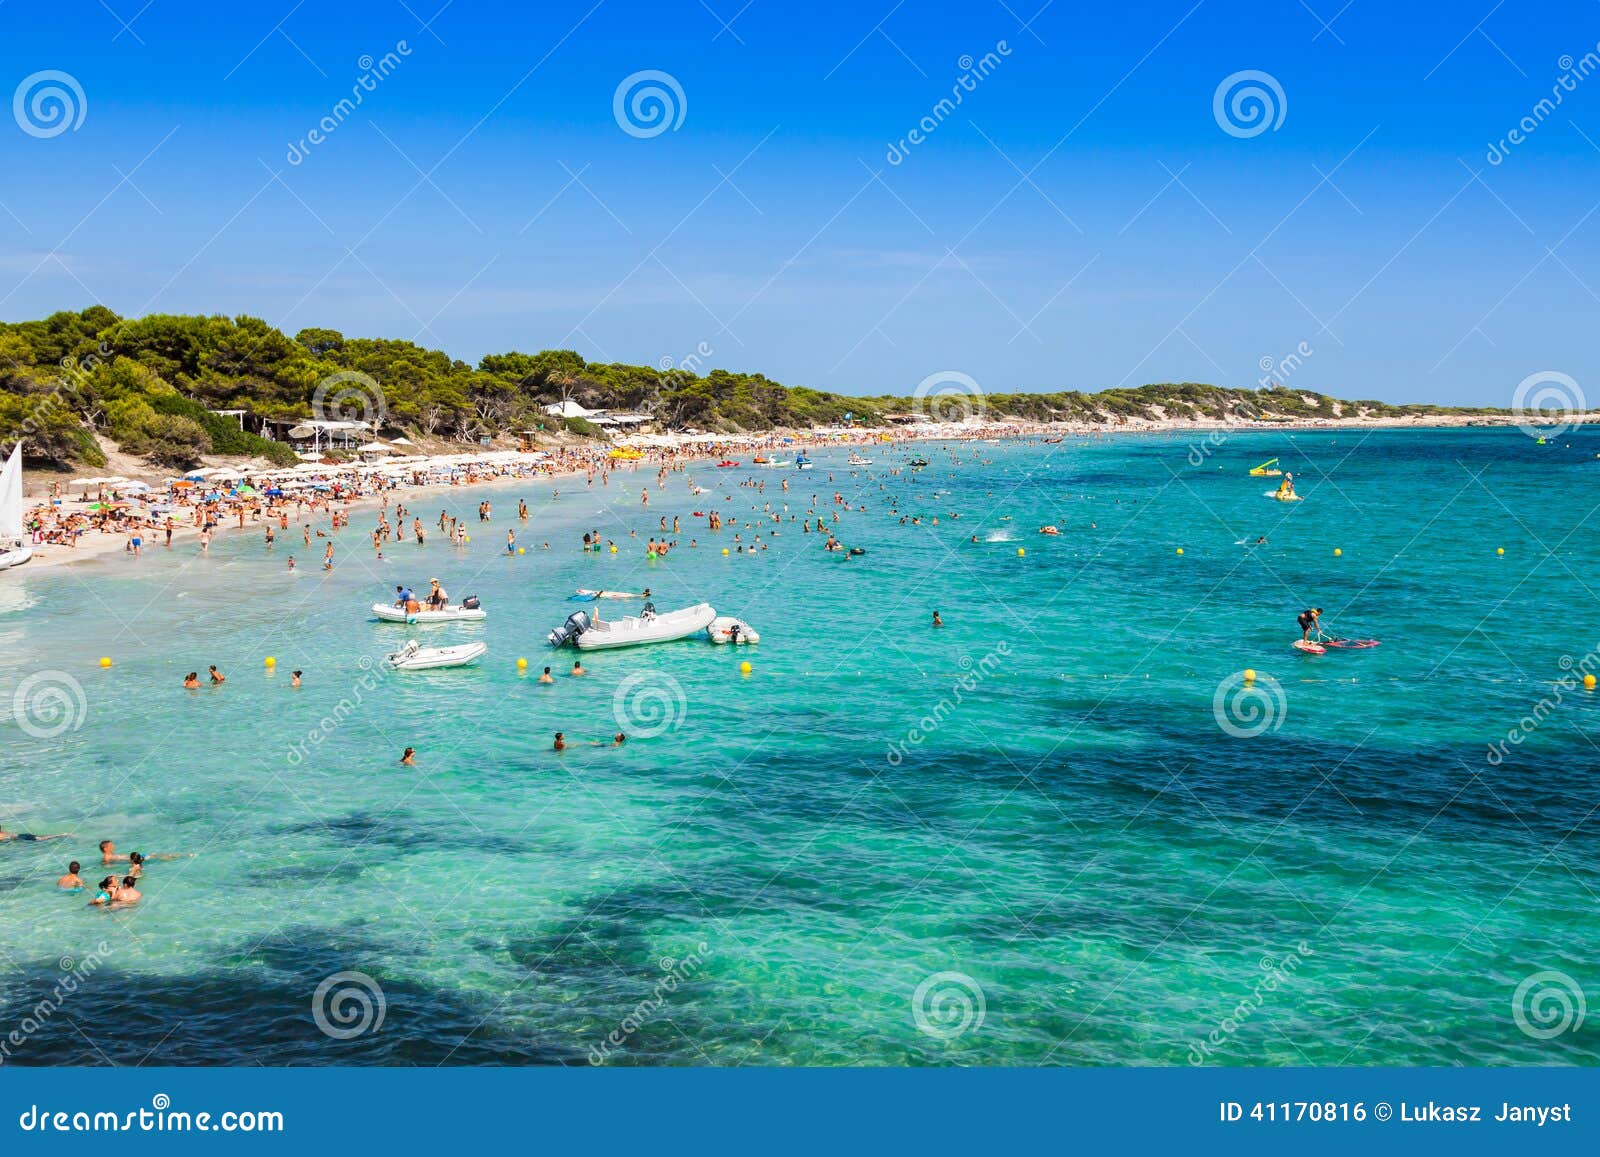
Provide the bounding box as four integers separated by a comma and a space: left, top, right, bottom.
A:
0, 442, 31, 568
0, 443, 22, 541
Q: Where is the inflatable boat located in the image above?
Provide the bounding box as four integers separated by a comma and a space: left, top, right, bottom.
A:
372, 602, 487, 623
550, 602, 717, 650
387, 640, 488, 670
707, 616, 760, 644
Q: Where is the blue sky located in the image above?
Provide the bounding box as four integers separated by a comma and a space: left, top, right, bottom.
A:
1, 0, 1598, 404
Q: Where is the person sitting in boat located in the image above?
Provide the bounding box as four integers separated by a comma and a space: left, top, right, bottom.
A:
425, 579, 447, 609
1297, 607, 1322, 641
1276, 473, 1296, 500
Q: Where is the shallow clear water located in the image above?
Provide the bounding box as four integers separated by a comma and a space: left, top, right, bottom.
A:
2, 428, 1597, 1066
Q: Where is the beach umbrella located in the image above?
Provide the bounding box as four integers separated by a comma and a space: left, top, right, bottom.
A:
121, 480, 152, 491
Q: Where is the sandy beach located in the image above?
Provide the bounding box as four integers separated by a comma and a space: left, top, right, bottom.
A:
14, 410, 1568, 573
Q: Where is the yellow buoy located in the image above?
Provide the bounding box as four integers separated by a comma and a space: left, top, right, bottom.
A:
264, 656, 276, 668
1176, 548, 1184, 555
722, 548, 730, 556
739, 661, 752, 675
1585, 674, 1597, 690
517, 547, 525, 555
1333, 548, 1342, 557
1017, 547, 1025, 556
609, 545, 617, 553
464, 535, 471, 542
517, 657, 528, 671
1496, 547, 1505, 555
1244, 668, 1256, 682
99, 656, 112, 668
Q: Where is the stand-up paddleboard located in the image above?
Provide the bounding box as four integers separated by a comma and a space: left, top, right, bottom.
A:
1293, 639, 1326, 654
1321, 637, 1380, 649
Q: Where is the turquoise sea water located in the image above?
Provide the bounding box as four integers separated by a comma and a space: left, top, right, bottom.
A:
2, 427, 1597, 1066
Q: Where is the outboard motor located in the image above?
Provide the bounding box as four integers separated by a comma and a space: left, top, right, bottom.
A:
548, 609, 590, 648
462, 595, 481, 610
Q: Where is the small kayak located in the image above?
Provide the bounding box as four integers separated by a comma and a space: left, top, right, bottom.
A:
1292, 639, 1325, 654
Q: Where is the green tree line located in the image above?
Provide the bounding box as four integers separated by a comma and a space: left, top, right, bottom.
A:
0, 307, 1500, 469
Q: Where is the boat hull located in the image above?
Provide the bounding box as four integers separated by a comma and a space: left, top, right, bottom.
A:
0, 547, 32, 571
372, 603, 486, 623
575, 602, 717, 649
387, 641, 487, 670
708, 615, 760, 644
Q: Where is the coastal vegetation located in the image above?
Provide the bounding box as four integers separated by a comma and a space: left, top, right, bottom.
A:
0, 307, 1504, 468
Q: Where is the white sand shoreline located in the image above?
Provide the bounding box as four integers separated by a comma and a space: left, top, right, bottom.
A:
9, 414, 1568, 573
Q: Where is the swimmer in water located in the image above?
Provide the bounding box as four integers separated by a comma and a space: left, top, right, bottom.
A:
539, 666, 554, 684
932, 611, 943, 627
291, 670, 302, 688
571, 660, 586, 676
1, 826, 69, 843
90, 877, 119, 907
1297, 607, 1322, 641
553, 731, 566, 751
57, 861, 85, 889
400, 747, 416, 766
208, 665, 225, 685
115, 876, 142, 905
183, 672, 200, 689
